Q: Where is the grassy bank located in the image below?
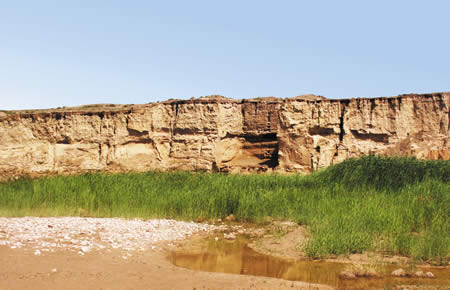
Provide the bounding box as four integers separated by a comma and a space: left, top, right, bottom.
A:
0, 156, 448, 264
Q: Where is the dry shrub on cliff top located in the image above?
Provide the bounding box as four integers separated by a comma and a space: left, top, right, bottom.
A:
0, 156, 448, 263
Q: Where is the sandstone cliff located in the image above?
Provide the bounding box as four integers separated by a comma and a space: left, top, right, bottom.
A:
0, 93, 448, 178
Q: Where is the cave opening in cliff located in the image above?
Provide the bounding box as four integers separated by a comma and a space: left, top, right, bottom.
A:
243, 133, 279, 169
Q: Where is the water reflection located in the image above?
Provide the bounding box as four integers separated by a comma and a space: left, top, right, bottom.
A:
169, 237, 449, 288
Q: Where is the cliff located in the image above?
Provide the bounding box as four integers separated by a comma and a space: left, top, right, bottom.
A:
0, 92, 448, 178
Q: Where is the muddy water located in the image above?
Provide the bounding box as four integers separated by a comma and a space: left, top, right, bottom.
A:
169, 237, 450, 288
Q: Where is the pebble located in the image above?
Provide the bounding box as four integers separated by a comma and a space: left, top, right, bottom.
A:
391, 268, 406, 277
0, 217, 216, 255
414, 271, 424, 277
80, 246, 90, 253
392, 268, 434, 279
225, 214, 235, 222
224, 233, 236, 240
339, 271, 357, 280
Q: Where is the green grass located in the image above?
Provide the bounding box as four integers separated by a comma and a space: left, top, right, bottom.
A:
0, 155, 448, 264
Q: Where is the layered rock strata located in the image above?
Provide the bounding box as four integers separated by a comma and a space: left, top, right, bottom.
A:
0, 93, 448, 178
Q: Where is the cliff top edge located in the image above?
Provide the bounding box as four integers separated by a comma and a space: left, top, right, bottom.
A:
0, 92, 448, 119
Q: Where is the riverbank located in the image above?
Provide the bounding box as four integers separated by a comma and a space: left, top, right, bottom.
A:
1, 156, 449, 264
0, 217, 329, 290
169, 222, 450, 288
2, 217, 447, 289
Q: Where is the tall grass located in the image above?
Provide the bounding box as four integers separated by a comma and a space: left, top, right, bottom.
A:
0, 156, 448, 263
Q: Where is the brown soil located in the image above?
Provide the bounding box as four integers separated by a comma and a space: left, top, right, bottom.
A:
248, 222, 309, 260
0, 242, 328, 290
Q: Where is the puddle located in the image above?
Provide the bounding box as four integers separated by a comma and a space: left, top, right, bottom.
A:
169, 236, 450, 288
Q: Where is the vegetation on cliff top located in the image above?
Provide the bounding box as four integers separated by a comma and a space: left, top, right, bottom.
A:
0, 156, 448, 264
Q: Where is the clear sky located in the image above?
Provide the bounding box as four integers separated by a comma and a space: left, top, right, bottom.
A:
1, 0, 449, 110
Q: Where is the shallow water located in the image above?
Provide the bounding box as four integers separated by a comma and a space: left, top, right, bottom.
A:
169, 237, 450, 288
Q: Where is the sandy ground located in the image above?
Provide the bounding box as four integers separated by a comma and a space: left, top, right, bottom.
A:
0, 246, 331, 290
0, 217, 329, 290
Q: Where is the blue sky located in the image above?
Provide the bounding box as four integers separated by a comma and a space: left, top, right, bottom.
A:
1, 0, 449, 110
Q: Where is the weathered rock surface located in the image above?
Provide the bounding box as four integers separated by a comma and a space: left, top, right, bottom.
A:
0, 93, 448, 178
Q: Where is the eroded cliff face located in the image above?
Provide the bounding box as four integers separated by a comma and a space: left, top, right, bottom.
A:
0, 93, 448, 178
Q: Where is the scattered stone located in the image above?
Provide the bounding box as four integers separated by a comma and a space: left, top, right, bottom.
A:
391, 268, 406, 277
225, 214, 235, 222
224, 233, 236, 240
80, 246, 90, 253
424, 272, 434, 278
339, 271, 357, 280
413, 271, 424, 277
0, 217, 216, 255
